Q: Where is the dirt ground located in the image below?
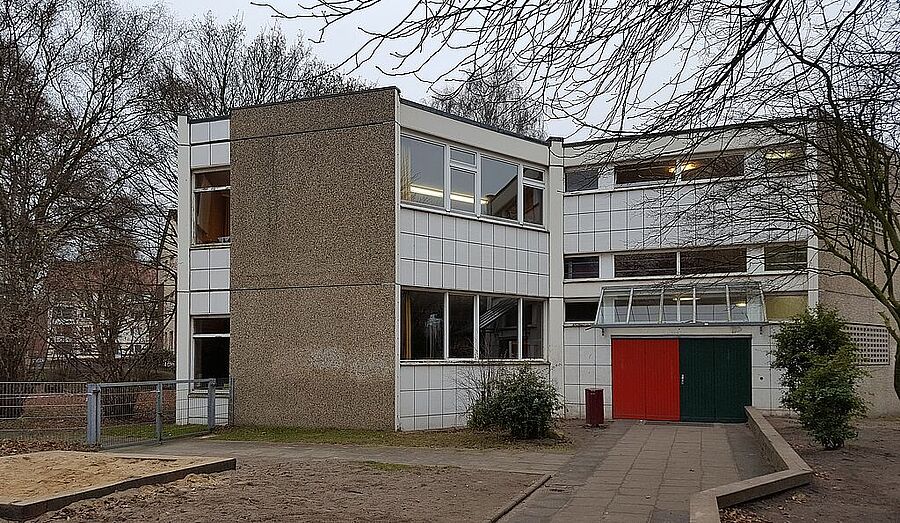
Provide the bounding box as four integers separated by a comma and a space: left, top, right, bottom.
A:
722, 416, 900, 523
24, 458, 537, 523
0, 452, 207, 502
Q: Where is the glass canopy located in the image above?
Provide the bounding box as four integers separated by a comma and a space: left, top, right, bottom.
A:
593, 283, 766, 326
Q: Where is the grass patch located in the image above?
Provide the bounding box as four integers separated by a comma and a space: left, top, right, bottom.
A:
208, 425, 573, 451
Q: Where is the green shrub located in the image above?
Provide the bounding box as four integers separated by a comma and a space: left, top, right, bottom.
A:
467, 366, 562, 439
772, 305, 867, 449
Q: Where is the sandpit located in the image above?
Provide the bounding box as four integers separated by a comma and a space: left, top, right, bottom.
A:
0, 451, 235, 521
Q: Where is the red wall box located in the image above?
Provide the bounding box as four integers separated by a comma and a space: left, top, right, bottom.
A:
611, 338, 680, 421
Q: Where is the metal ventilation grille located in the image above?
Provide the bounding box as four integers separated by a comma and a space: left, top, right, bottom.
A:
846, 324, 891, 365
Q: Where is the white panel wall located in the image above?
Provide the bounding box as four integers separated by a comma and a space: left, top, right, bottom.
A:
189, 119, 231, 169
188, 247, 231, 314
398, 363, 552, 430
560, 325, 787, 419
398, 208, 550, 296
562, 180, 810, 255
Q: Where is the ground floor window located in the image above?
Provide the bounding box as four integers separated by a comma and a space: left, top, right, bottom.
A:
401, 289, 545, 361
192, 316, 230, 387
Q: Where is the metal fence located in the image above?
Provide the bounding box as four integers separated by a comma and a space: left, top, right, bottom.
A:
1, 378, 233, 449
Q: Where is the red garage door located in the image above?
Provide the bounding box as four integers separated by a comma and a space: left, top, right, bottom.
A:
612, 338, 680, 421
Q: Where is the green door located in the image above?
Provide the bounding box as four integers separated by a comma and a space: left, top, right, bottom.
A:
680, 338, 751, 422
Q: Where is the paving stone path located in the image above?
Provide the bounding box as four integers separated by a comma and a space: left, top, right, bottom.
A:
504, 422, 761, 523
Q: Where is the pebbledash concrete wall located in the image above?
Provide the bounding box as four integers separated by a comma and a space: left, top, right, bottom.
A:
228, 88, 398, 429
818, 250, 900, 415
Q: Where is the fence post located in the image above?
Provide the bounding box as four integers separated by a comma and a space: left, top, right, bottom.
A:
155, 382, 163, 442
228, 376, 235, 426
207, 380, 216, 431
86, 384, 101, 446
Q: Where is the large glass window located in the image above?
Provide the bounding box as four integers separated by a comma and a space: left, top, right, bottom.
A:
565, 168, 599, 192
614, 252, 677, 277
400, 136, 445, 207
765, 293, 807, 320
630, 295, 662, 323
401, 289, 545, 360
194, 170, 231, 245
564, 301, 598, 322
615, 160, 676, 185
522, 300, 543, 359
481, 157, 518, 220
680, 248, 747, 275
479, 296, 519, 359
765, 243, 807, 271
696, 293, 729, 322
193, 317, 230, 387
400, 290, 444, 360
681, 155, 745, 181
564, 255, 600, 279
595, 285, 766, 325
449, 294, 474, 358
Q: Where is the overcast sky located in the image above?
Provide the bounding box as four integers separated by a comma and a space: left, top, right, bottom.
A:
128, 0, 581, 137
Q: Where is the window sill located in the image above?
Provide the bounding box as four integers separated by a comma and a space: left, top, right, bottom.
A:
191, 243, 231, 250
400, 359, 549, 366
399, 202, 548, 233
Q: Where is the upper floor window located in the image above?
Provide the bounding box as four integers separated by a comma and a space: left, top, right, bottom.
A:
564, 301, 599, 323
681, 155, 745, 181
399, 133, 545, 227
565, 167, 599, 192
764, 243, 807, 271
614, 252, 677, 278
680, 248, 747, 275
400, 136, 444, 208
564, 255, 600, 279
194, 170, 230, 245
614, 160, 676, 185
762, 144, 806, 173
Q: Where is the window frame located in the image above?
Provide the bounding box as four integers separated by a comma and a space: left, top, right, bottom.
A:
613, 248, 750, 279
399, 132, 546, 229
190, 315, 231, 390
192, 168, 231, 247
399, 288, 546, 362
594, 284, 767, 326
763, 243, 808, 272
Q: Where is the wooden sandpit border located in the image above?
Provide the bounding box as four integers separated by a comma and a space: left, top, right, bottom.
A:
0, 452, 236, 521
689, 407, 813, 523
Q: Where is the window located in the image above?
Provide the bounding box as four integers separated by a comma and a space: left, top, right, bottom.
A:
564, 256, 600, 279
400, 136, 445, 207
449, 294, 474, 358
479, 296, 519, 359
614, 252, 677, 277
522, 300, 544, 359
596, 285, 765, 325
194, 170, 230, 245
524, 167, 543, 181
193, 317, 230, 387
764, 293, 807, 320
681, 155, 745, 181
614, 160, 676, 185
481, 157, 518, 220
450, 147, 477, 213
765, 243, 807, 271
400, 290, 444, 360
762, 144, 806, 173
680, 248, 747, 275
523, 185, 543, 225
565, 168, 599, 192
564, 301, 598, 322
401, 289, 545, 360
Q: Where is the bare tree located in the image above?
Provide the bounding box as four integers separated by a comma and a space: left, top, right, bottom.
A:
0, 0, 175, 381
258, 1, 900, 398
430, 63, 546, 139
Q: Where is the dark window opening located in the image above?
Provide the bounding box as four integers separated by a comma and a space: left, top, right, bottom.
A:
524, 186, 543, 225
765, 243, 807, 271
565, 168, 599, 192
449, 294, 474, 358
564, 256, 600, 279
400, 290, 444, 360
680, 248, 747, 275
615, 160, 676, 185
481, 157, 519, 220
194, 170, 231, 245
522, 300, 543, 359
479, 296, 518, 359
762, 144, 807, 173
400, 136, 445, 207
564, 301, 599, 322
681, 155, 745, 180
614, 252, 677, 277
